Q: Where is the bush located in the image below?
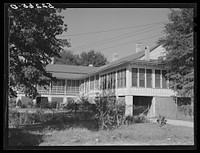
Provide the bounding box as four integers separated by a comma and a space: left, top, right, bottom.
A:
66, 98, 75, 110
9, 110, 21, 128
16, 99, 22, 108
177, 104, 193, 120
9, 98, 16, 108
157, 114, 167, 126
93, 95, 126, 130
50, 101, 58, 109
124, 114, 149, 124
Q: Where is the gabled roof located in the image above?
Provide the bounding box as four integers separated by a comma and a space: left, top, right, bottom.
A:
85, 44, 161, 76
46, 44, 162, 79
46, 64, 98, 74
46, 64, 99, 79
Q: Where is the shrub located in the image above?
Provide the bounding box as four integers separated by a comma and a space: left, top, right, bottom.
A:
124, 114, 149, 124
9, 98, 16, 108
49, 101, 58, 109
66, 98, 75, 110
9, 110, 21, 128
93, 95, 126, 130
177, 104, 193, 120
16, 99, 22, 108
157, 114, 167, 126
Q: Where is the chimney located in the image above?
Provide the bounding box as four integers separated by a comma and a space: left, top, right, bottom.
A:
145, 46, 150, 61
136, 42, 143, 53
51, 57, 55, 65
89, 64, 93, 67
113, 53, 119, 61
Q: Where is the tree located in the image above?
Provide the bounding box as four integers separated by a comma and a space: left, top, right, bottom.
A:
157, 8, 194, 100
54, 50, 81, 65
55, 50, 108, 67
79, 50, 108, 67
9, 7, 70, 98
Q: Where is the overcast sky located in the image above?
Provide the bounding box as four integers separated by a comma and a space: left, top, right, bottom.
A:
57, 8, 171, 62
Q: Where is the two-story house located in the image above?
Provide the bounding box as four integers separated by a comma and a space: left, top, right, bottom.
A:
16, 43, 177, 119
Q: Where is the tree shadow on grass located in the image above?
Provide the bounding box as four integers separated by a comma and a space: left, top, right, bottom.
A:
21, 118, 99, 133
8, 128, 44, 147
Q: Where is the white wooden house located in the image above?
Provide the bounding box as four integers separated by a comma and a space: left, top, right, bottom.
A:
16, 44, 178, 119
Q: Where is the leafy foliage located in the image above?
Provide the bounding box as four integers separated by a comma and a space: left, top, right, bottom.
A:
55, 50, 108, 67
93, 95, 126, 130
9, 8, 70, 98
157, 8, 194, 98
156, 114, 167, 126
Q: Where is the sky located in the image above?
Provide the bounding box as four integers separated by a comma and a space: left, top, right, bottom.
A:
57, 8, 171, 62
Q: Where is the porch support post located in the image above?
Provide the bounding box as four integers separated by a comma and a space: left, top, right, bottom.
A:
152, 69, 155, 88
63, 97, 67, 103
152, 97, 156, 117
125, 95, 133, 116
48, 96, 52, 103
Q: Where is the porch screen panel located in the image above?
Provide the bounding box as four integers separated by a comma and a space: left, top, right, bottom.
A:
75, 80, 79, 92
90, 76, 94, 90
100, 75, 103, 90
112, 72, 116, 89
155, 70, 161, 88
146, 69, 152, 88
103, 74, 107, 90
117, 70, 120, 88
66, 80, 71, 92
139, 69, 145, 87
132, 68, 138, 87
108, 73, 111, 89
162, 70, 168, 89
95, 75, 99, 89
72, 80, 75, 93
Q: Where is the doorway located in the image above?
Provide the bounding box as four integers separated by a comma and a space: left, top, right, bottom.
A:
133, 96, 153, 116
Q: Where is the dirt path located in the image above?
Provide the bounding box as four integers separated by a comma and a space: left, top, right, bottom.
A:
149, 118, 194, 128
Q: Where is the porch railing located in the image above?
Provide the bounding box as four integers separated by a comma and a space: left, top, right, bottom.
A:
37, 86, 79, 95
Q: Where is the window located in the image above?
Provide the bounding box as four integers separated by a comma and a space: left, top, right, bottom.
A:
132, 68, 138, 87
95, 75, 99, 89
146, 69, 152, 88
162, 70, 168, 89
90, 76, 94, 90
139, 69, 145, 87
117, 69, 126, 88
155, 70, 161, 88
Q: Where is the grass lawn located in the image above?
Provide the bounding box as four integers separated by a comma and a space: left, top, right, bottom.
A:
8, 121, 194, 146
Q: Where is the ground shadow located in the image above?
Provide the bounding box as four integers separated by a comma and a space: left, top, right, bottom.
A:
8, 128, 44, 147
19, 111, 99, 134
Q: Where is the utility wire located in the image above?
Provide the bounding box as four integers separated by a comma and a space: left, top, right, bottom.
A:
58, 21, 168, 37
69, 24, 163, 51
70, 25, 164, 52
98, 33, 163, 51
